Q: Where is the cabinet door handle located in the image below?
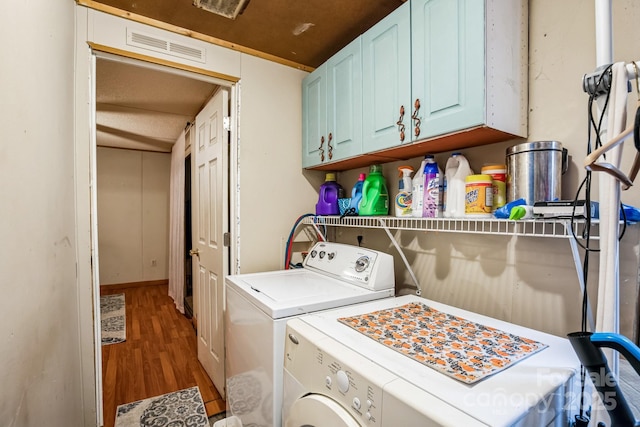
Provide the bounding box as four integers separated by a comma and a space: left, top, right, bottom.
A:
327, 133, 333, 160
396, 105, 406, 142
318, 135, 325, 162
412, 98, 421, 137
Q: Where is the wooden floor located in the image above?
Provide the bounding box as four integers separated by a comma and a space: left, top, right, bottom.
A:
619, 356, 640, 419
101, 284, 225, 427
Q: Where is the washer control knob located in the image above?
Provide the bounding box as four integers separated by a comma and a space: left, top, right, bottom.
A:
319, 251, 326, 259
310, 250, 317, 258
336, 370, 349, 393
366, 399, 373, 408
352, 397, 361, 410
355, 256, 370, 272
365, 411, 372, 421
328, 251, 336, 260
325, 376, 332, 388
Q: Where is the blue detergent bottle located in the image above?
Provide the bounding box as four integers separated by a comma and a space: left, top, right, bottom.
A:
349, 173, 366, 213
316, 173, 343, 215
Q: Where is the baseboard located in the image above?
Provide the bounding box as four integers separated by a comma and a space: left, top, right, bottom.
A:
100, 279, 168, 293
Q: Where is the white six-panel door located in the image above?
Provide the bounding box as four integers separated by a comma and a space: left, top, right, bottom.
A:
193, 88, 229, 398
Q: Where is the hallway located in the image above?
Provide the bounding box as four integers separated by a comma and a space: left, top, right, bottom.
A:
101, 283, 225, 427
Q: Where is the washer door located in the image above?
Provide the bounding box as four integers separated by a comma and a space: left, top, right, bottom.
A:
285, 394, 361, 427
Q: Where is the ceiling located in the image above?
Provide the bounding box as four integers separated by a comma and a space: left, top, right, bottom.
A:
96, 57, 218, 152
93, 0, 405, 153
89, 0, 405, 69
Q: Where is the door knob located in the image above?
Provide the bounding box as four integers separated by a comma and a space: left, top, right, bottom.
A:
189, 248, 200, 257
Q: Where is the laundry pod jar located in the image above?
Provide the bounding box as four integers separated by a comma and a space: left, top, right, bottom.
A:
506, 141, 568, 205
465, 174, 493, 217
481, 164, 506, 211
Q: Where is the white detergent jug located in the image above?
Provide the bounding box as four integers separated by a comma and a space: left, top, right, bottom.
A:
443, 153, 472, 218
412, 156, 429, 217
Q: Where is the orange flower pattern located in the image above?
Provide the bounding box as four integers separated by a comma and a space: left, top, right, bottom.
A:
338, 302, 547, 384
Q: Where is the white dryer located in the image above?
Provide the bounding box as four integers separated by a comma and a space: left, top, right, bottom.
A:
283, 295, 585, 427
224, 242, 395, 427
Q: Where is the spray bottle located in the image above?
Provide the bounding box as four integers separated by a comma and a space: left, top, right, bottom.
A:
395, 166, 414, 217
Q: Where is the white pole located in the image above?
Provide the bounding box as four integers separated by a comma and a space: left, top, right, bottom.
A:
593, 0, 619, 349
593, 1, 620, 425
595, 0, 612, 66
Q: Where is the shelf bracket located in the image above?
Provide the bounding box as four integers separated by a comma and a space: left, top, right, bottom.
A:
378, 218, 421, 296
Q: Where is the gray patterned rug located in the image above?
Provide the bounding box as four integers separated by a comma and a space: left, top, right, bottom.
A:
101, 293, 126, 345
115, 386, 208, 427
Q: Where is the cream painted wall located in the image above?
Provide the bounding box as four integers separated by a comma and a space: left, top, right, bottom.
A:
97, 147, 171, 285
0, 1, 85, 426
330, 0, 640, 339
68, 1, 640, 422
237, 54, 319, 273
80, 7, 318, 275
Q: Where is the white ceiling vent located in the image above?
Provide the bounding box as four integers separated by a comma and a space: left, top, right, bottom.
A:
127, 29, 206, 64
193, 0, 251, 20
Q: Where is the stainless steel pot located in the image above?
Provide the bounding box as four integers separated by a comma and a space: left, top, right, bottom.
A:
506, 141, 568, 205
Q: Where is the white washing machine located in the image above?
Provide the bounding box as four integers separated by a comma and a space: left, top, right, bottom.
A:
224, 242, 396, 427
283, 295, 585, 427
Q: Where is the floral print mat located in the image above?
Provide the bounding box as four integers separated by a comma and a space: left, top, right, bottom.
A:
115, 386, 208, 427
338, 302, 548, 384
101, 293, 126, 345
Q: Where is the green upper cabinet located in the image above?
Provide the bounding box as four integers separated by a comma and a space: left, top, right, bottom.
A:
361, 2, 412, 153
302, 38, 362, 168
411, 0, 527, 142
303, 0, 527, 170
412, 0, 485, 139
302, 64, 327, 168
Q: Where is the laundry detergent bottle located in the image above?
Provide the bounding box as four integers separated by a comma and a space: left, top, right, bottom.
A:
315, 173, 343, 215
443, 152, 472, 218
412, 156, 429, 217
395, 166, 414, 217
349, 173, 366, 213
422, 155, 442, 218
359, 164, 389, 216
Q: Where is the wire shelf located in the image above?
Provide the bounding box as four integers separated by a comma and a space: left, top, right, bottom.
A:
303, 216, 597, 239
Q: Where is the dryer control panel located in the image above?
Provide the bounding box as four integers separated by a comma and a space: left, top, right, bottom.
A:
303, 242, 394, 291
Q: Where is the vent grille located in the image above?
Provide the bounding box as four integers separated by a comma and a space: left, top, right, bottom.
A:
170, 43, 203, 59
126, 29, 206, 63
193, 0, 251, 20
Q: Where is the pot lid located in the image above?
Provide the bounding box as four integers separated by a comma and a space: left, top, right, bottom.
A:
506, 140, 563, 156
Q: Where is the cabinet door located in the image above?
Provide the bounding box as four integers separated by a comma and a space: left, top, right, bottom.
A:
362, 2, 411, 153
302, 65, 327, 168
326, 38, 362, 162
412, 0, 485, 139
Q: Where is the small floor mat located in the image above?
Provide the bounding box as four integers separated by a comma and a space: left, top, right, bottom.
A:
115, 386, 208, 427
101, 293, 126, 345
338, 302, 547, 384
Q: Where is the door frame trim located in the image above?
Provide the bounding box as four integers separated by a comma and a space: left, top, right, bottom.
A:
76, 25, 240, 423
